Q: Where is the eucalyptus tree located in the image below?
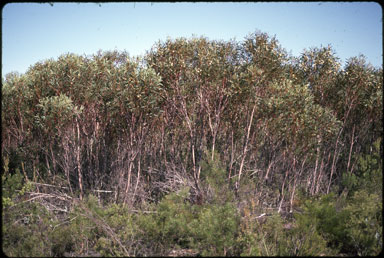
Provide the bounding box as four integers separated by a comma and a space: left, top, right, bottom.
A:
295, 46, 341, 108
2, 72, 36, 181
234, 31, 288, 190
257, 79, 341, 211
333, 56, 383, 190
293, 48, 382, 194
146, 37, 244, 199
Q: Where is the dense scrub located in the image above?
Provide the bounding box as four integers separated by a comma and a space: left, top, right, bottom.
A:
2, 31, 382, 256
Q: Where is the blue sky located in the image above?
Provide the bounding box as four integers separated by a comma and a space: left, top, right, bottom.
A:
2, 2, 382, 76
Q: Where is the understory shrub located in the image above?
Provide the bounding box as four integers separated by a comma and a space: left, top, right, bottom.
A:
190, 202, 240, 256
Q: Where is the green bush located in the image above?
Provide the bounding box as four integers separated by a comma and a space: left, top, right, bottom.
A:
344, 189, 382, 256
65, 195, 117, 256
299, 193, 349, 252
237, 206, 263, 256
290, 209, 335, 256
258, 214, 290, 256
190, 203, 240, 256
2, 155, 54, 256
354, 138, 382, 196
3, 223, 46, 257
102, 203, 137, 255
50, 225, 75, 256
338, 137, 382, 255
237, 210, 331, 256
294, 186, 382, 256
200, 151, 225, 183
341, 137, 382, 197
200, 150, 233, 204
156, 187, 195, 243
134, 187, 240, 256
134, 187, 196, 255
2, 155, 33, 208
2, 200, 54, 257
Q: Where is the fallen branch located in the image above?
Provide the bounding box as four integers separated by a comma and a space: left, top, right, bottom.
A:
91, 189, 114, 193
52, 215, 79, 231
28, 182, 69, 189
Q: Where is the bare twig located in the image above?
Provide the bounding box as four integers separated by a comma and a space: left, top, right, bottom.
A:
52, 215, 79, 231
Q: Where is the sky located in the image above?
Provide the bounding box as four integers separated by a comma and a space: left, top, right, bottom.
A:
1, 2, 382, 76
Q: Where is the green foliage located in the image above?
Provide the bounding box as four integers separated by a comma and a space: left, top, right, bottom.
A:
2, 198, 54, 257
2, 170, 23, 208
99, 204, 136, 256
259, 79, 340, 153
190, 203, 239, 256
200, 150, 234, 204
131, 187, 194, 255
337, 138, 383, 255
238, 210, 332, 256
152, 187, 194, 245
135, 188, 240, 256
355, 138, 382, 194
296, 45, 341, 108
296, 193, 347, 252
2, 155, 33, 208
50, 225, 75, 256
35, 93, 83, 133
341, 138, 382, 204
296, 186, 382, 256
3, 223, 49, 257
343, 189, 382, 256
339, 138, 383, 256
287, 212, 332, 256
243, 31, 287, 84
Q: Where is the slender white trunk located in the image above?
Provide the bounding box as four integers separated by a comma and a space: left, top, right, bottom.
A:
327, 128, 343, 194
76, 117, 83, 200
347, 125, 355, 174
278, 169, 289, 213
237, 104, 256, 190
132, 158, 141, 203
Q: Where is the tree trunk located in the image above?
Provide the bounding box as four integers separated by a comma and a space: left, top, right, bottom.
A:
237, 103, 256, 190
76, 117, 83, 200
